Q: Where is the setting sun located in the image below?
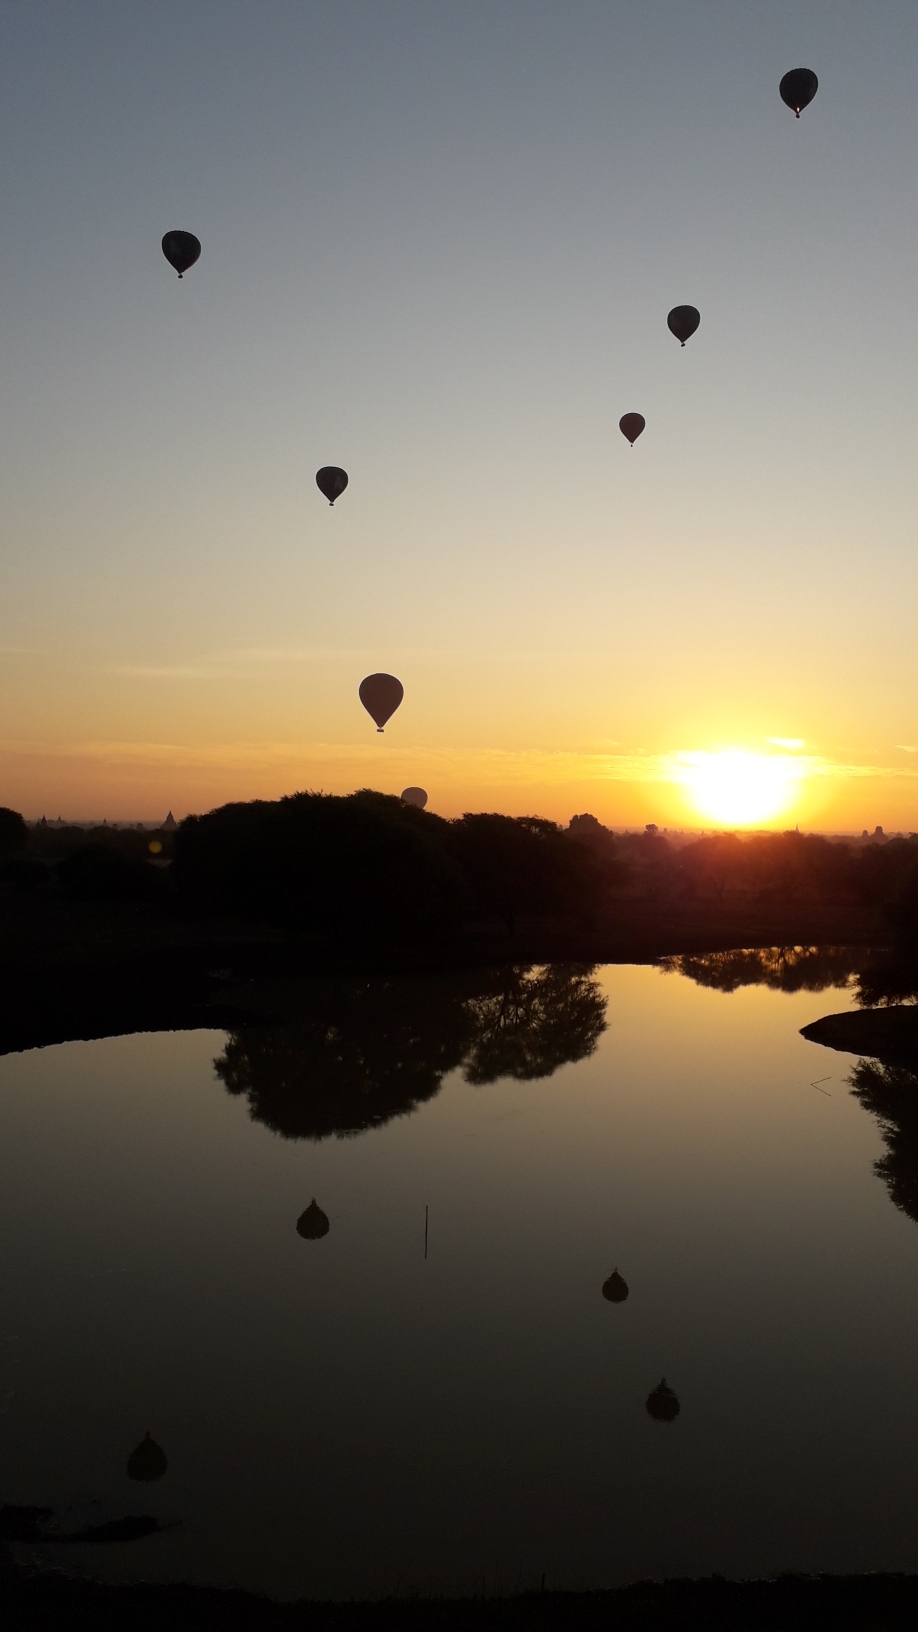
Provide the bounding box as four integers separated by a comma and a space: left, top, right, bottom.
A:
677, 750, 804, 828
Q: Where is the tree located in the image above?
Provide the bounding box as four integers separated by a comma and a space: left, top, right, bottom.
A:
449, 813, 601, 934
174, 789, 463, 940
0, 807, 27, 855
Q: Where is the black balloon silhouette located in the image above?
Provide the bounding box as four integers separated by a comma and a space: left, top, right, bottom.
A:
126, 1432, 168, 1481
297, 1198, 330, 1239
602, 1268, 629, 1303
161, 231, 201, 279
779, 68, 818, 118
359, 672, 404, 732
667, 305, 700, 346
619, 413, 645, 447
316, 466, 349, 506
645, 1378, 680, 1423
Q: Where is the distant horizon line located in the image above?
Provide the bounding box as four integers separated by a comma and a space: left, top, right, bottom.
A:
20, 812, 912, 842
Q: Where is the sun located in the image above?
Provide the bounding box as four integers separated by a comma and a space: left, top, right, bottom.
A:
678, 750, 803, 828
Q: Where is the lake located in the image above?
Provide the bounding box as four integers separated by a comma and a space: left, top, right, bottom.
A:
1, 955, 917, 1601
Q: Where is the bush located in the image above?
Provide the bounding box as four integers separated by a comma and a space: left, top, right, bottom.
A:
0, 856, 50, 891
55, 844, 158, 902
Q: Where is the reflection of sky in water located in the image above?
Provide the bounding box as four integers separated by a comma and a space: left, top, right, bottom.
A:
0, 963, 917, 1599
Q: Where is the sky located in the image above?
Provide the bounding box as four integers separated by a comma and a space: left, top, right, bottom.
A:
0, 1, 916, 829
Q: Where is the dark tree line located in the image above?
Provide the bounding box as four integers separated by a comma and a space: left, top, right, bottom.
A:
2, 795, 918, 947
612, 826, 918, 913
172, 792, 621, 940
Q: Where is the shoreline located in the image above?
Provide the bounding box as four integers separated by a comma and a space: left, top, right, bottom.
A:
3, 1565, 918, 1629
0, 890, 888, 1057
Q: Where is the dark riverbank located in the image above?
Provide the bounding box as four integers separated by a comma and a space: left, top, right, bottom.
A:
0, 885, 889, 1057
802, 1004, 918, 1065
3, 1566, 918, 1630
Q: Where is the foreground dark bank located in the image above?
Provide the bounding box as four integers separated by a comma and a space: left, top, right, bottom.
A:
2, 792, 915, 1052
4, 1568, 918, 1631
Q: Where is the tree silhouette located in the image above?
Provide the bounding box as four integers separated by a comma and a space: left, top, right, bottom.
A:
449, 814, 603, 934
0, 807, 27, 855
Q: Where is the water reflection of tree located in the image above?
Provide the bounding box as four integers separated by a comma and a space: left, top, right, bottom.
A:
215, 977, 475, 1140
214, 964, 606, 1140
855, 951, 918, 1009
849, 1059, 918, 1224
463, 964, 606, 1084
659, 946, 865, 995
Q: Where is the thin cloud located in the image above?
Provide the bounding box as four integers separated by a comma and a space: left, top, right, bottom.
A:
1, 739, 916, 789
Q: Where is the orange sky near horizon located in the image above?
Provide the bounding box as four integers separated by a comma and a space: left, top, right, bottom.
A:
5, 728, 918, 836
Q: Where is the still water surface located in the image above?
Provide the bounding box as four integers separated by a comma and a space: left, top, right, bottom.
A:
1, 959, 917, 1598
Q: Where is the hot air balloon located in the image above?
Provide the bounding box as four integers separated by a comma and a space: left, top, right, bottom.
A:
619, 413, 645, 447
401, 787, 427, 809
645, 1378, 680, 1423
316, 466, 349, 506
602, 1268, 629, 1303
667, 305, 700, 346
296, 1199, 330, 1239
779, 68, 818, 117
359, 673, 403, 732
127, 1432, 168, 1481
161, 231, 201, 279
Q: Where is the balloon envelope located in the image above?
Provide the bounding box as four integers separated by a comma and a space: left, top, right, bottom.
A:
779, 67, 818, 116
667, 305, 700, 346
602, 1269, 629, 1303
401, 787, 428, 809
619, 413, 645, 446
296, 1199, 330, 1239
646, 1379, 680, 1423
359, 673, 404, 732
127, 1432, 168, 1482
316, 466, 349, 506
161, 230, 201, 278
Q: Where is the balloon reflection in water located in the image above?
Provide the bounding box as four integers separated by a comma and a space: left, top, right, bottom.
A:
602, 1268, 629, 1303
645, 1379, 680, 1423
127, 1432, 168, 1481
296, 1199, 330, 1239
